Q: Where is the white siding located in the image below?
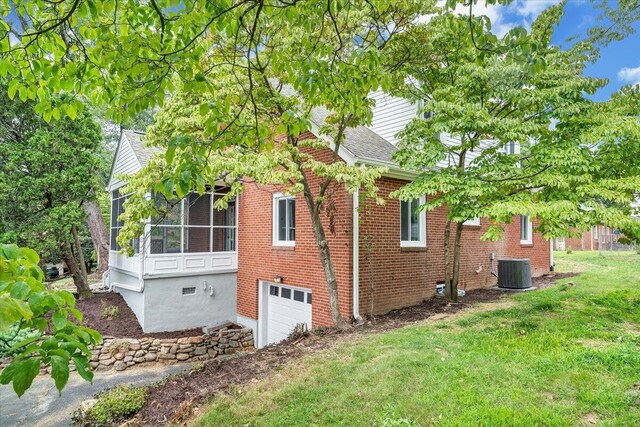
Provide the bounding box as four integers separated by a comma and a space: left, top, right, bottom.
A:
107, 134, 142, 191
368, 90, 419, 145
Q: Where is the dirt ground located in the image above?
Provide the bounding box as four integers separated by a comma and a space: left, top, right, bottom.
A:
75, 293, 203, 339
132, 272, 577, 426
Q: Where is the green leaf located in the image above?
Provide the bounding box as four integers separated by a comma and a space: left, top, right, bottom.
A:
10, 281, 31, 300
66, 104, 77, 120
57, 290, 76, 308
11, 358, 40, 397
50, 355, 70, 394
0, 363, 17, 385
41, 337, 59, 351
72, 355, 93, 383
52, 310, 68, 331
7, 79, 18, 100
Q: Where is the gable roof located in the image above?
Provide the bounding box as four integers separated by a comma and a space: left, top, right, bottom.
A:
106, 129, 161, 191
122, 129, 160, 166
108, 91, 413, 189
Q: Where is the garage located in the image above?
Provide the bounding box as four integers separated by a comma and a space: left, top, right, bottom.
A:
263, 283, 312, 346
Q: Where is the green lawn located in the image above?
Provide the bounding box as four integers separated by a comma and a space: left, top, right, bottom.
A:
196, 251, 640, 426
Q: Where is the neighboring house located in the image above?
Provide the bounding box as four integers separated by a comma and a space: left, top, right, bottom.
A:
107, 94, 552, 347
558, 225, 635, 251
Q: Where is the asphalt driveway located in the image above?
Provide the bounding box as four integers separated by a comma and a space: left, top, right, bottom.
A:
0, 363, 191, 427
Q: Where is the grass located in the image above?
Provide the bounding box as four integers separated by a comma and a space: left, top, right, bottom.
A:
195, 251, 640, 426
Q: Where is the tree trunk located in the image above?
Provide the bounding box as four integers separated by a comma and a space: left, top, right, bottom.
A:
83, 196, 110, 274
71, 224, 89, 280
62, 241, 92, 299
450, 221, 464, 304
302, 185, 348, 329
444, 219, 453, 301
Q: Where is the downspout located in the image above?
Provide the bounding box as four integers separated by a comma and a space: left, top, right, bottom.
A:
352, 189, 360, 321
549, 239, 554, 272
137, 218, 147, 293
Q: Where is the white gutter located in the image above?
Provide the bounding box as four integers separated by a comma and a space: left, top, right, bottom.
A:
352, 189, 360, 320
549, 239, 554, 271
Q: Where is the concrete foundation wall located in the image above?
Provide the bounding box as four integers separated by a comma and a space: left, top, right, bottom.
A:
110, 269, 145, 327
141, 273, 237, 333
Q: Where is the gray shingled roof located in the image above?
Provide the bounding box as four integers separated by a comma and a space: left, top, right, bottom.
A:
308, 104, 396, 164
122, 87, 398, 167
277, 84, 397, 164
123, 129, 161, 167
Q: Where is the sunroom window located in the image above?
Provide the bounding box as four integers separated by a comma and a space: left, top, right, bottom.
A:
110, 190, 139, 253
150, 187, 236, 254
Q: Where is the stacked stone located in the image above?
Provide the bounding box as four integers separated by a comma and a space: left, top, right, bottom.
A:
0, 325, 254, 375
87, 325, 253, 372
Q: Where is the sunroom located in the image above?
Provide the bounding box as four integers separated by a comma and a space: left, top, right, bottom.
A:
109, 186, 238, 278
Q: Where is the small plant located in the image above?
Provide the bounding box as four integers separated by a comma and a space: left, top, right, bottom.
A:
375, 406, 420, 427
0, 323, 41, 357
100, 302, 119, 320
566, 247, 573, 254
72, 385, 148, 427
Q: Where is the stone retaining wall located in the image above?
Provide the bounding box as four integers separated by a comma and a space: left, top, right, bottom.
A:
0, 323, 254, 374
91, 325, 254, 372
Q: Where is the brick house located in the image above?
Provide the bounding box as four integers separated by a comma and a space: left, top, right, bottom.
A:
107, 93, 551, 347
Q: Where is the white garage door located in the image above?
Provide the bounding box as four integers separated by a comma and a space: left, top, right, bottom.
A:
266, 284, 312, 345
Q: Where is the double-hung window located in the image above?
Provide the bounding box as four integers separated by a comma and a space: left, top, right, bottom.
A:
400, 196, 426, 247
520, 215, 533, 245
464, 217, 481, 226
273, 193, 295, 246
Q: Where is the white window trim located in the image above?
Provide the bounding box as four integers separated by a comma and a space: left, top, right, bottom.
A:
400, 195, 427, 248
272, 192, 295, 247
464, 217, 481, 226
520, 215, 533, 245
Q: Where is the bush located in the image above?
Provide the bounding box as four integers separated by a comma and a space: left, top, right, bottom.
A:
100, 303, 119, 320
0, 323, 41, 357
566, 247, 573, 254
73, 385, 148, 427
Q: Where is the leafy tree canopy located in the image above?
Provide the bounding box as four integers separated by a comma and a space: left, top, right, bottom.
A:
0, 85, 104, 263
388, 2, 640, 241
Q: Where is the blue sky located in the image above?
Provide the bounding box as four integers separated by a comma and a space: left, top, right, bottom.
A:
460, 0, 640, 101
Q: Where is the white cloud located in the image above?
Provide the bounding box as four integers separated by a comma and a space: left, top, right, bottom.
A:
453, 2, 515, 37
510, 0, 563, 18
449, 0, 563, 38
618, 66, 640, 87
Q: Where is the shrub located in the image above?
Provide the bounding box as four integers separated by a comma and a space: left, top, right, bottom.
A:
100, 303, 119, 320
566, 247, 573, 254
73, 385, 148, 427
0, 323, 41, 357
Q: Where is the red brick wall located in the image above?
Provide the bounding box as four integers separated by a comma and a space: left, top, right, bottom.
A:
563, 228, 603, 251
237, 143, 354, 328
237, 154, 551, 325
357, 177, 551, 316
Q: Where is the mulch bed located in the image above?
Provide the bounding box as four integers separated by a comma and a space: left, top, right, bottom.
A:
133, 272, 578, 426
75, 293, 203, 339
